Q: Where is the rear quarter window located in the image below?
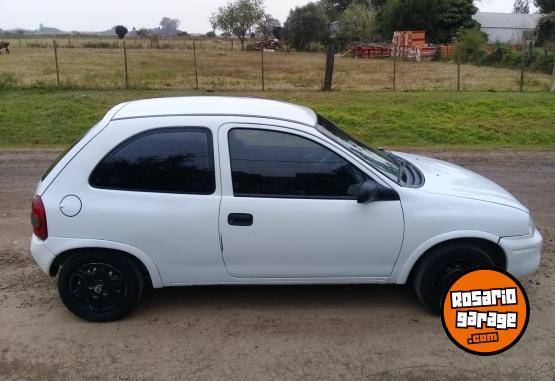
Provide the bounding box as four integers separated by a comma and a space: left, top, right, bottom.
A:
89, 127, 215, 194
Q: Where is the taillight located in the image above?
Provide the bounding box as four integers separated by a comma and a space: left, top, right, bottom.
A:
31, 196, 48, 240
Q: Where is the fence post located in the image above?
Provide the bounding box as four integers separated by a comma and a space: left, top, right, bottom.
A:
193, 41, 199, 89
519, 45, 526, 92
261, 47, 265, 91
551, 62, 555, 92
122, 41, 129, 89
53, 40, 60, 86
392, 58, 397, 91
123, 40, 128, 89
323, 44, 335, 91
231, 39, 234, 51
456, 41, 461, 91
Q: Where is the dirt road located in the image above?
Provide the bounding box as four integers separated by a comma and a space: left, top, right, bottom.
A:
0, 149, 554, 380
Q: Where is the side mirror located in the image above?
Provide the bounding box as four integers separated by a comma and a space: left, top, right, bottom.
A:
357, 180, 399, 204
357, 180, 380, 204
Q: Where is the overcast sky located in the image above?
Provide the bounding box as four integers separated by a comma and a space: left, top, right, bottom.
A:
0, 0, 540, 33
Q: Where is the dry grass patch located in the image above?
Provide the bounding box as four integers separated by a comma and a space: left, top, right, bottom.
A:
0, 45, 552, 91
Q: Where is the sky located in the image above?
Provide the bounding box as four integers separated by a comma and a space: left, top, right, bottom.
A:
0, 0, 540, 33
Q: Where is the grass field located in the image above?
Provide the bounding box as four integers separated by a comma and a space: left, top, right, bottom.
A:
1, 88, 553, 149
0, 43, 552, 91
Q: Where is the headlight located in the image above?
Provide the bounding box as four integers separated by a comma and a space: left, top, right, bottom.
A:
529, 217, 536, 235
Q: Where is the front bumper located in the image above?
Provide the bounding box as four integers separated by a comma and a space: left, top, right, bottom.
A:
30, 235, 56, 274
499, 228, 542, 278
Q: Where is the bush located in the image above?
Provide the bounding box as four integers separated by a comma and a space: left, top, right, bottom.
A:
529, 50, 555, 74
478, 43, 555, 74
456, 27, 487, 63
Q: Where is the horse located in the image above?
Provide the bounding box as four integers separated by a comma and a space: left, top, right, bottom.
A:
0, 42, 10, 54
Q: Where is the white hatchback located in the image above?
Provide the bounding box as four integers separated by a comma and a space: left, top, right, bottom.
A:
30, 97, 542, 321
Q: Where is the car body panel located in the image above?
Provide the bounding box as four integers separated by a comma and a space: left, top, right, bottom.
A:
393, 151, 527, 212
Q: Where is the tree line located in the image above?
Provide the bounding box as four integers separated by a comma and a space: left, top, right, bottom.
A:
209, 0, 554, 51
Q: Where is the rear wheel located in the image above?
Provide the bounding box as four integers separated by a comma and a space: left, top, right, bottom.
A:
58, 251, 144, 322
412, 242, 496, 314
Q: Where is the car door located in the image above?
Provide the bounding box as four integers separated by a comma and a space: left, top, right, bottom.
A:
218, 124, 404, 279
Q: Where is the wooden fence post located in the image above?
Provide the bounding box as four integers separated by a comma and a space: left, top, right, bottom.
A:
322, 44, 335, 91
551, 62, 555, 92
456, 41, 461, 91
123, 40, 128, 89
231, 39, 234, 51
519, 43, 528, 92
261, 47, 265, 91
392, 58, 397, 91
193, 41, 199, 89
53, 40, 60, 86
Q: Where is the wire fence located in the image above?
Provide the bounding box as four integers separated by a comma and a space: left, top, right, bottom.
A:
0, 37, 553, 92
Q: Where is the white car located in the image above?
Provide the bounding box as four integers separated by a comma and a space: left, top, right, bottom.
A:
30, 97, 542, 321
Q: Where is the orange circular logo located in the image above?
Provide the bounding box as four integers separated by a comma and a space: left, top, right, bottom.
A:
441, 267, 529, 356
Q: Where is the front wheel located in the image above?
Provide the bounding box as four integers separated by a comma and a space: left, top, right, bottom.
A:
412, 243, 496, 314
58, 251, 144, 322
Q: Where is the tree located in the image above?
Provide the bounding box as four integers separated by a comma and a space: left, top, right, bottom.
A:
272, 25, 283, 39
320, 0, 387, 21
435, 0, 478, 43
114, 25, 128, 39
536, 13, 555, 46
534, 0, 555, 13
210, 0, 265, 50
513, 0, 530, 13
381, 0, 477, 43
282, 2, 329, 51
159, 17, 180, 36
337, 2, 379, 42
534, 0, 555, 47
206, 31, 217, 38
257, 14, 281, 39
136, 28, 149, 38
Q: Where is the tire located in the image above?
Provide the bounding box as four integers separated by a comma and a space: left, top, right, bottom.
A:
58, 251, 144, 322
412, 242, 496, 314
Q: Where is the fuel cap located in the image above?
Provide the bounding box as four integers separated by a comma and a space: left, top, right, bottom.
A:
60, 195, 82, 217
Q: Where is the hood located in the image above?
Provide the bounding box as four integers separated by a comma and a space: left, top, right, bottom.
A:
393, 152, 528, 212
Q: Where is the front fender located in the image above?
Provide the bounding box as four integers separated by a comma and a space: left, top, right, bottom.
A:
45, 236, 164, 288
389, 230, 500, 284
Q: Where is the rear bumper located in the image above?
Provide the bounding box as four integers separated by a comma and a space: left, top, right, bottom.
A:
499, 228, 542, 278
30, 235, 56, 274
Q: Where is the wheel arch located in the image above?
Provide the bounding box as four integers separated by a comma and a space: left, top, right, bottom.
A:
46, 238, 164, 288
391, 231, 506, 284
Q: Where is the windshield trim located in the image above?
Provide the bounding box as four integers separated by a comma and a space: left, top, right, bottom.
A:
315, 115, 401, 183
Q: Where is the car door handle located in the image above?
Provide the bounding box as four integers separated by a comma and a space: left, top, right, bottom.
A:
228, 213, 253, 226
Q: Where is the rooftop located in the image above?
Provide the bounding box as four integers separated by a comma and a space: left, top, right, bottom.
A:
473, 12, 542, 29
112, 96, 318, 126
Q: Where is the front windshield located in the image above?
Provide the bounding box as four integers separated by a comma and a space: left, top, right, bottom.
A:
316, 115, 400, 182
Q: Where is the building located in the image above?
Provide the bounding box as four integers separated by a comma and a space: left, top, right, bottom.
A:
473, 12, 542, 44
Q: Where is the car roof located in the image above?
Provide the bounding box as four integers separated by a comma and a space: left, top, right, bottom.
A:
111, 96, 318, 127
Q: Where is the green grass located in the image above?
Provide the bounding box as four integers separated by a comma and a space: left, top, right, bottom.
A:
0, 88, 554, 149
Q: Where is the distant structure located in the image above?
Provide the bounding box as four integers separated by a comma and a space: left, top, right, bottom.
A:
473, 12, 542, 43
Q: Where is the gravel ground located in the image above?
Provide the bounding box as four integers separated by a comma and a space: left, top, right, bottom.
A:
0, 149, 553, 380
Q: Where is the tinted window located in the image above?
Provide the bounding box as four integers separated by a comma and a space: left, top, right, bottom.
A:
229, 129, 366, 198
90, 128, 215, 194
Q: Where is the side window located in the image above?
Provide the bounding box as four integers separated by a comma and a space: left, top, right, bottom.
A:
90, 128, 215, 194
228, 129, 366, 198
